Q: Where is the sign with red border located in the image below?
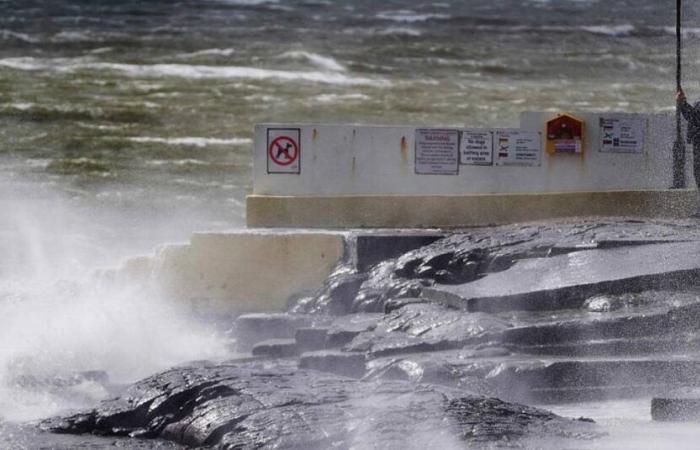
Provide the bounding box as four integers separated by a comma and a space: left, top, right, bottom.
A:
267, 128, 301, 174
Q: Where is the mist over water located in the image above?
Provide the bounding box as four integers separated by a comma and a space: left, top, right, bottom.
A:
1, 0, 700, 438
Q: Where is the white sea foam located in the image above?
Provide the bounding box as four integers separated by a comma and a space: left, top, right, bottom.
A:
379, 27, 423, 37
376, 10, 450, 23
175, 48, 237, 58
280, 50, 346, 72
312, 93, 371, 103
216, 0, 278, 4
0, 57, 388, 86
127, 136, 252, 147
0, 29, 39, 43
581, 24, 635, 37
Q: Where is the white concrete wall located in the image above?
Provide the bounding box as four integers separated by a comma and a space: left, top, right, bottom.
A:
111, 231, 347, 314
252, 113, 692, 196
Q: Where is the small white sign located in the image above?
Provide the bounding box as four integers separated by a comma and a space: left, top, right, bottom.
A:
494, 130, 541, 166
599, 116, 646, 154
267, 128, 301, 174
415, 128, 459, 175
460, 130, 493, 166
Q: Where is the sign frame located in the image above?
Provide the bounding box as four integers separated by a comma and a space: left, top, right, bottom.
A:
414, 128, 460, 175
460, 129, 494, 166
267, 127, 301, 174
598, 115, 647, 154
493, 129, 542, 167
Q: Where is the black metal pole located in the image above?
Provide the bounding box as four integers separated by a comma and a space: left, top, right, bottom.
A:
673, 0, 686, 188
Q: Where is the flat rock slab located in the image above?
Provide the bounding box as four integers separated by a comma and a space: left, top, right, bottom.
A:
251, 338, 299, 358
652, 396, 700, 422
43, 362, 600, 449
425, 241, 700, 313
346, 303, 511, 357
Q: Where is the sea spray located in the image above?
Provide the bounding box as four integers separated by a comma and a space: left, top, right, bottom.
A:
0, 195, 230, 423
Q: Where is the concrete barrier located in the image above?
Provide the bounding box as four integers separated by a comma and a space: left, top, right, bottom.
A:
247, 190, 696, 229
248, 112, 696, 228
115, 231, 346, 314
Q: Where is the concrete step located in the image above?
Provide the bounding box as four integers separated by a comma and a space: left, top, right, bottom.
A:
251, 339, 300, 358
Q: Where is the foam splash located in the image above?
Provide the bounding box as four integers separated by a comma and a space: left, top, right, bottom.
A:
0, 192, 230, 423
0, 57, 388, 87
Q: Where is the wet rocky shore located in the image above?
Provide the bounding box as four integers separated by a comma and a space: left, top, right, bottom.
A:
39, 219, 700, 448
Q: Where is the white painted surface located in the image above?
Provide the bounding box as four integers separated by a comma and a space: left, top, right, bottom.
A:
114, 231, 346, 314
252, 112, 692, 196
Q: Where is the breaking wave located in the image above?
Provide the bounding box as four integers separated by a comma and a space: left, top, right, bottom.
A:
375, 10, 451, 23
280, 51, 346, 72
127, 137, 252, 147
0, 57, 387, 86
581, 24, 636, 37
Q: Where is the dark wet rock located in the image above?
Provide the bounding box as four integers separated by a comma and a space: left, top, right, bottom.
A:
43, 362, 600, 449
295, 327, 329, 351
251, 338, 299, 358
1, 420, 185, 449
425, 241, 700, 313
652, 389, 700, 421
487, 359, 700, 403
354, 233, 445, 271
229, 313, 329, 351
292, 268, 368, 315
299, 350, 367, 378
45, 219, 700, 447
584, 295, 624, 312
325, 313, 382, 347
502, 296, 700, 347
345, 303, 511, 357
448, 396, 599, 442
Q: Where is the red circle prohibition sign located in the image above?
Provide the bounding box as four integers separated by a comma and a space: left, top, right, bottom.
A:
269, 136, 299, 166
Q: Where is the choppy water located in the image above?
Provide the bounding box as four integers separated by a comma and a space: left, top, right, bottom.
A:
2, 0, 700, 433
1, 0, 699, 232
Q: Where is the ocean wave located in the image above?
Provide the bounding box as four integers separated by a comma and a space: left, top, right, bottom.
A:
311, 93, 371, 103
662, 26, 700, 37
0, 57, 387, 86
175, 48, 237, 59
215, 0, 279, 5
378, 27, 423, 37
0, 29, 39, 43
580, 24, 635, 37
279, 50, 345, 72
376, 10, 450, 23
127, 137, 252, 147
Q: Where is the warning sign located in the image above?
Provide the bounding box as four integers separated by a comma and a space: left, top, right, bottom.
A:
494, 130, 541, 167
460, 130, 493, 166
415, 128, 459, 175
599, 116, 646, 154
267, 128, 301, 174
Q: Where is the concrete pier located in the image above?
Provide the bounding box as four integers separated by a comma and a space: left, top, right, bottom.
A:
118, 111, 699, 313
248, 112, 695, 228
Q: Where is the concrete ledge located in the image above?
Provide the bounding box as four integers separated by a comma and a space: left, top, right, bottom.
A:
128, 231, 346, 314
247, 190, 697, 228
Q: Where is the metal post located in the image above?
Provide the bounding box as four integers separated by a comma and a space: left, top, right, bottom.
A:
673, 0, 686, 188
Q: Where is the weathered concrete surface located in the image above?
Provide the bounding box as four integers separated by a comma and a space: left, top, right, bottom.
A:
43, 362, 600, 449
246, 190, 696, 228
114, 231, 346, 315
425, 241, 700, 313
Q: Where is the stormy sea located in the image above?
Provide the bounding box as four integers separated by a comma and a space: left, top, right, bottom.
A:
2, 0, 700, 448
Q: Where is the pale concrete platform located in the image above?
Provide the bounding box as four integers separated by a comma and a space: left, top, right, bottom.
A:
247, 189, 696, 228
115, 231, 346, 314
